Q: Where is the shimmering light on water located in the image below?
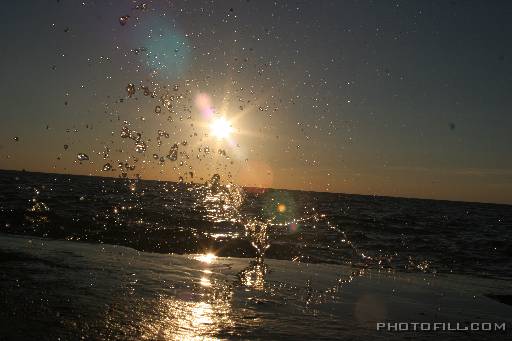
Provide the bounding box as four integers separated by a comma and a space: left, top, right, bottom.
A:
196, 253, 217, 264
136, 294, 234, 340
238, 260, 267, 290
200, 276, 211, 287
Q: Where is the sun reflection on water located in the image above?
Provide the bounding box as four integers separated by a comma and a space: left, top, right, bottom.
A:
137, 295, 234, 341
195, 253, 217, 264
200, 276, 212, 287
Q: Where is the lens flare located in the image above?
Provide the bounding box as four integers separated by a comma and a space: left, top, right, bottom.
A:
195, 93, 214, 119
261, 190, 296, 223
289, 222, 300, 234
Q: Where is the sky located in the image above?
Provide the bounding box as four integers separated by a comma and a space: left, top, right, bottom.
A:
0, 0, 511, 204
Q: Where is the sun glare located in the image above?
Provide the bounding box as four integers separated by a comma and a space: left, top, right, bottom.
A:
210, 117, 233, 139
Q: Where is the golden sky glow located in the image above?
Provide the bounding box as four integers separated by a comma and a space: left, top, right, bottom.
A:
0, 1, 511, 205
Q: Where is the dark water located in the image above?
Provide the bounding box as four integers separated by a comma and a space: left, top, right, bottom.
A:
1, 169, 511, 280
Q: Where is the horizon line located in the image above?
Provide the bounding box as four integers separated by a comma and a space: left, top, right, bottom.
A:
0, 167, 510, 207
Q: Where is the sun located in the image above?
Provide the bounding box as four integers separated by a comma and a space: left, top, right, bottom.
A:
210, 117, 233, 139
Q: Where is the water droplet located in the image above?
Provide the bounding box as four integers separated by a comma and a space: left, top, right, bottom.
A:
77, 153, 89, 161
135, 141, 147, 153
103, 147, 110, 159
162, 98, 172, 110
13, 136, 19, 141
102, 163, 112, 171
126, 83, 135, 97
155, 105, 161, 113
121, 126, 141, 142
134, 3, 147, 10
152, 154, 159, 160
173, 84, 179, 91
120, 126, 130, 138
64, 144, 69, 150
119, 15, 130, 26
168, 143, 178, 161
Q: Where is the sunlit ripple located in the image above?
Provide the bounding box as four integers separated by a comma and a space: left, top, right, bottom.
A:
195, 253, 217, 264
200, 276, 212, 287
136, 293, 234, 341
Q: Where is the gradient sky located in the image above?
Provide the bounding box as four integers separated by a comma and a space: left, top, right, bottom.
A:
1, 0, 511, 204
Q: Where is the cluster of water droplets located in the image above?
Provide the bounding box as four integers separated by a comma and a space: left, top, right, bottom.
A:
120, 122, 147, 154
25, 187, 50, 228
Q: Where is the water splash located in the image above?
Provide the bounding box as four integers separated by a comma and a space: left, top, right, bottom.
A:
238, 260, 268, 290
245, 221, 270, 262
193, 174, 416, 305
